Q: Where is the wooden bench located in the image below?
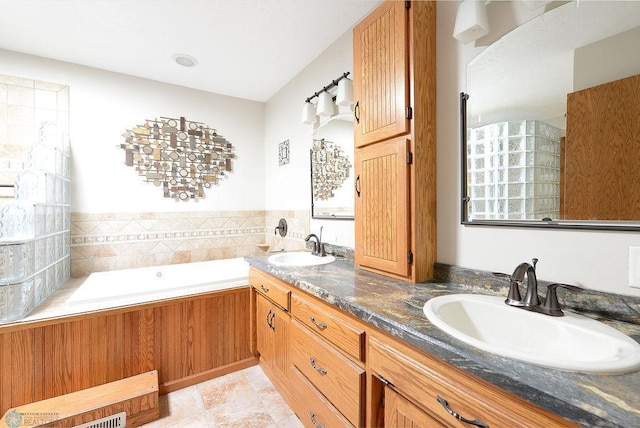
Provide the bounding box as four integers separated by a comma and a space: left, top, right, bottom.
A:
0, 371, 159, 427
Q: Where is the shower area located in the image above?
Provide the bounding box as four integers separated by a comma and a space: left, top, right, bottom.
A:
0, 74, 70, 322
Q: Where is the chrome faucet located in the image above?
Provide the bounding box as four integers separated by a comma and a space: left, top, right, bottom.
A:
304, 226, 326, 257
498, 258, 583, 317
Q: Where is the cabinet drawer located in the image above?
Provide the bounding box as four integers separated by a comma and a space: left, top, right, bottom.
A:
291, 294, 365, 361
289, 366, 354, 428
249, 267, 290, 311
369, 335, 575, 428
290, 320, 365, 427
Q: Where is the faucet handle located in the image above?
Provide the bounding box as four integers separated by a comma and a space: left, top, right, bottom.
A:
540, 283, 583, 317
531, 258, 539, 271
493, 272, 524, 307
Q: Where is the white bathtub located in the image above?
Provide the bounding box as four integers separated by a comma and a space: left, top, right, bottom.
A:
67, 258, 250, 308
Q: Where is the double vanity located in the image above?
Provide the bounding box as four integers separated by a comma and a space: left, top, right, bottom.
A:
247, 252, 640, 427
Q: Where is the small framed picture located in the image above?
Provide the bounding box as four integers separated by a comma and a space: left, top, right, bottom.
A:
279, 140, 290, 166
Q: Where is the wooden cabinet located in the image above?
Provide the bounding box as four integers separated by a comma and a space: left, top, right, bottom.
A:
250, 267, 576, 428
353, 0, 409, 148
250, 268, 291, 386
353, 0, 437, 282
354, 137, 411, 277
368, 334, 576, 428
255, 293, 289, 382
384, 386, 443, 427
563, 73, 640, 220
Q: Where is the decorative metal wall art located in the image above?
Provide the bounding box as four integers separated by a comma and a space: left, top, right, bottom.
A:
311, 138, 351, 201
120, 116, 235, 201
279, 140, 290, 166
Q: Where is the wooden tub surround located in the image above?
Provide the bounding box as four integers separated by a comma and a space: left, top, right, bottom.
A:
0, 287, 256, 417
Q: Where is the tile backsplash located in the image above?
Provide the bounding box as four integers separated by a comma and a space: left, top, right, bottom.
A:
71, 209, 309, 277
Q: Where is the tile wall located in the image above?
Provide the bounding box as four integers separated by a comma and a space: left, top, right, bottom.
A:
70, 209, 309, 277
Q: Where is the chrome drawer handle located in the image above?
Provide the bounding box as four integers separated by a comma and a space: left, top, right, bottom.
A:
309, 357, 327, 375
260, 284, 269, 292
310, 411, 325, 428
309, 315, 327, 329
437, 396, 489, 428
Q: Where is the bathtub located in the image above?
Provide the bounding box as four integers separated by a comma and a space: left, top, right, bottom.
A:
66, 257, 249, 308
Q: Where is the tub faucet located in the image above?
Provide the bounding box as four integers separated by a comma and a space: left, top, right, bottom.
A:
304, 227, 326, 257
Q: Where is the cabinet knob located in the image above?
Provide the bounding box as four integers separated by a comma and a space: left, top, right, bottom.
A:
437, 396, 488, 428
260, 284, 269, 293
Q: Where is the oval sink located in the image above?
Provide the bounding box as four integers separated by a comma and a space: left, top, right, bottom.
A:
267, 251, 335, 267
424, 294, 640, 374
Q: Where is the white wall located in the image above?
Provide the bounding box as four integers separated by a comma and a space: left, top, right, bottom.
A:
0, 49, 265, 213
436, 1, 640, 297
264, 30, 357, 247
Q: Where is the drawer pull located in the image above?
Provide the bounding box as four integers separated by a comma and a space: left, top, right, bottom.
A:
437, 396, 489, 428
309, 357, 328, 375
260, 284, 269, 293
309, 411, 325, 428
309, 315, 327, 329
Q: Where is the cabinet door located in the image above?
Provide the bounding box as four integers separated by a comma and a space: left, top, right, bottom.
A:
256, 293, 274, 365
271, 302, 290, 381
385, 386, 444, 428
355, 136, 411, 277
255, 293, 289, 382
353, 0, 409, 148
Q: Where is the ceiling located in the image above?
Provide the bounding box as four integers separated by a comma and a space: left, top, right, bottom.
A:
0, 0, 380, 102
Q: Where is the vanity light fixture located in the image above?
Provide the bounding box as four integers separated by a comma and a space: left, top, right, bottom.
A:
316, 91, 335, 117
301, 71, 351, 125
453, 0, 490, 44
301, 101, 317, 125
171, 53, 198, 67
336, 77, 354, 107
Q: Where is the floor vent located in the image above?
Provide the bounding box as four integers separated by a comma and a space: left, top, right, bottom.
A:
73, 412, 126, 428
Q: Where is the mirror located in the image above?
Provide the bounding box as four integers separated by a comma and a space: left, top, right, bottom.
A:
310, 113, 354, 220
462, 1, 640, 230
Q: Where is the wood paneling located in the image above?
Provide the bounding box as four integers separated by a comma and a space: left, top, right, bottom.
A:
354, 0, 409, 148
564, 73, 640, 220
355, 137, 410, 277
0, 288, 254, 415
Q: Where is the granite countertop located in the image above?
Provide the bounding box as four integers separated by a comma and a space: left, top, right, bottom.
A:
245, 254, 640, 428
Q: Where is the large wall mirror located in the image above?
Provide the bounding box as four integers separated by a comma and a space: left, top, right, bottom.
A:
310, 113, 354, 220
462, 1, 640, 230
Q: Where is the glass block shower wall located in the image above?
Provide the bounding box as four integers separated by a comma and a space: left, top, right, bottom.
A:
467, 120, 562, 220
0, 75, 70, 322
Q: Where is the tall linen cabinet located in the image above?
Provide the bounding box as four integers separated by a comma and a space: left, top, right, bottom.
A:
353, 0, 436, 282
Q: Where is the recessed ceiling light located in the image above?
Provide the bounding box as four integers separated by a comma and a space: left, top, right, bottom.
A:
171, 53, 198, 67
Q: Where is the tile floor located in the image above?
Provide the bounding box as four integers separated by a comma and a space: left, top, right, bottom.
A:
140, 365, 304, 428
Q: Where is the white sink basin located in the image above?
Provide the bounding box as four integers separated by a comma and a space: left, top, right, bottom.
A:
423, 294, 640, 373
267, 251, 335, 267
